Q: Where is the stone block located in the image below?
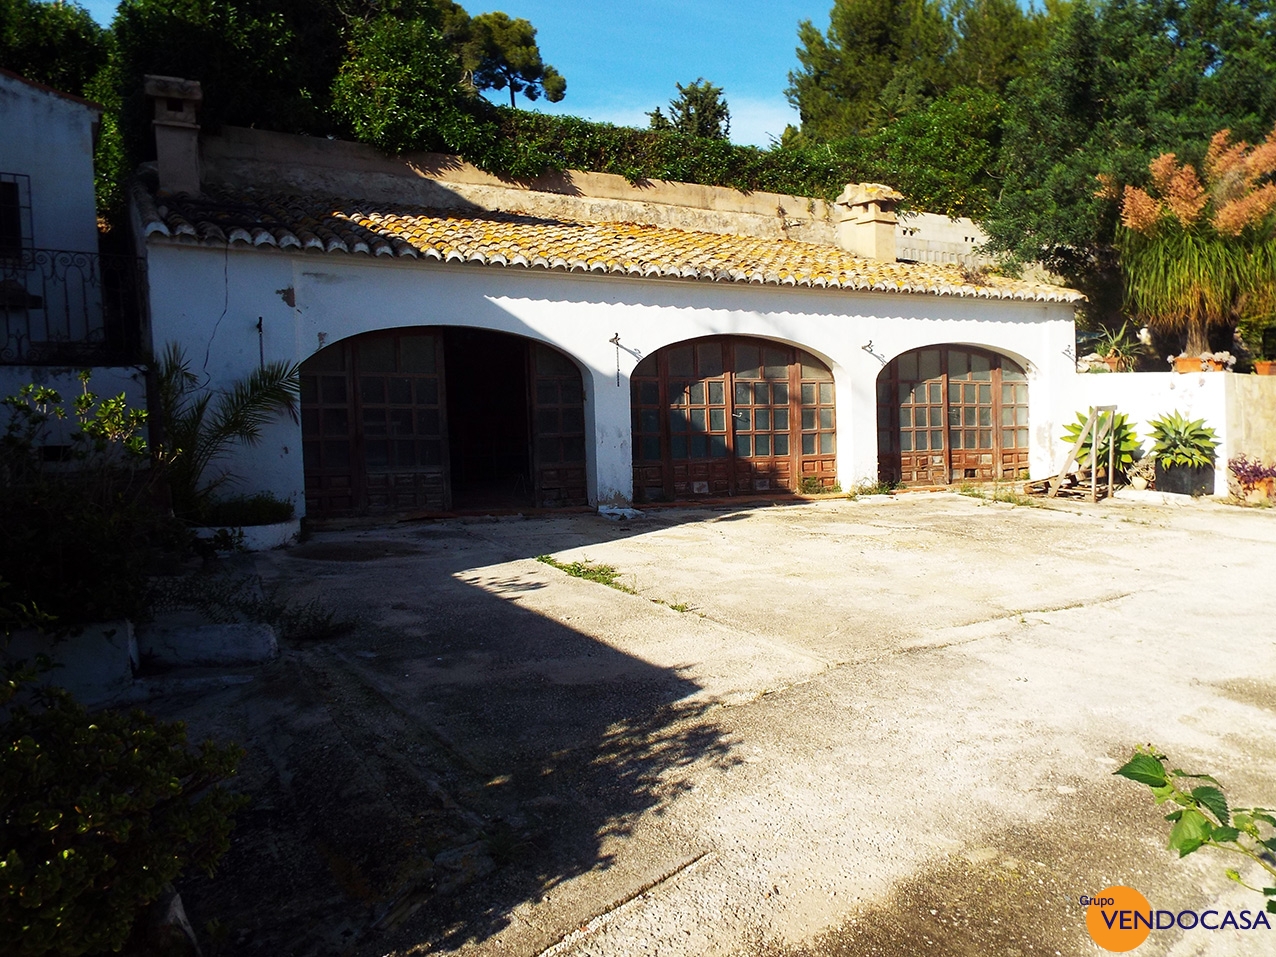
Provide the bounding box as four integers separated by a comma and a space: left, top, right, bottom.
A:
138, 622, 278, 668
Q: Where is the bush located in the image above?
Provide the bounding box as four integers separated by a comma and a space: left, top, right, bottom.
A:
1, 683, 243, 956
1060, 410, 1142, 475
1149, 411, 1219, 469
0, 378, 188, 628
198, 492, 295, 527
154, 345, 299, 521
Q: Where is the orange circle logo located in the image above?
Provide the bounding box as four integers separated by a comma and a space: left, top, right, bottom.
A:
1085, 885, 1153, 952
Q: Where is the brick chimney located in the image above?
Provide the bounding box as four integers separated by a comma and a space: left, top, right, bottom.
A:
144, 75, 202, 195
834, 183, 904, 261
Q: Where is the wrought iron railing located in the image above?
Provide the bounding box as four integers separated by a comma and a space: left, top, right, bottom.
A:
1, 248, 146, 365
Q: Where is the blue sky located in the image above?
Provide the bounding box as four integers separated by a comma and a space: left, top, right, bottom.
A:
77, 0, 830, 147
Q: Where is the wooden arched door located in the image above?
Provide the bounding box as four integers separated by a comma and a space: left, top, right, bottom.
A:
876, 346, 1028, 485
630, 336, 837, 502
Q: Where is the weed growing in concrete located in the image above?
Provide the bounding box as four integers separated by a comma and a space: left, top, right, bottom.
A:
1115, 746, 1276, 905
536, 556, 704, 614
652, 598, 694, 613
959, 482, 1044, 508
845, 478, 896, 499
535, 555, 636, 594
152, 572, 356, 641
798, 477, 843, 495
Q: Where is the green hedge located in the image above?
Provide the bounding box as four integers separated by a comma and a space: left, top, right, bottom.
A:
470, 110, 873, 201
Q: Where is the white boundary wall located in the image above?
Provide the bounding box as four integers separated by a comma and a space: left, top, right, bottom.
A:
1069, 371, 1276, 497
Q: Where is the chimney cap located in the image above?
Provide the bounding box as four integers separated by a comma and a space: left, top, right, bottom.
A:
835, 183, 904, 209
143, 75, 202, 103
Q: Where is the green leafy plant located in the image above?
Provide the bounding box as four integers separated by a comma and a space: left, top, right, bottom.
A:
1116, 746, 1276, 907
154, 345, 300, 521
535, 555, 635, 594
1, 681, 245, 956
798, 476, 843, 494
199, 492, 295, 528
1060, 410, 1142, 474
1148, 411, 1219, 468
1, 376, 187, 628
1093, 321, 1142, 370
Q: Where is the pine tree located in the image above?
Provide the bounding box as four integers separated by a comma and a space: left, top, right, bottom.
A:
648, 78, 730, 140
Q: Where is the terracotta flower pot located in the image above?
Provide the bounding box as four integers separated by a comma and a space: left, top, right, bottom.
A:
1253, 360, 1276, 375
1173, 356, 1227, 373
1244, 477, 1275, 503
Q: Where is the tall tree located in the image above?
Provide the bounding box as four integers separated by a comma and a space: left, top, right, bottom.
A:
1117, 131, 1276, 356
331, 6, 480, 155
866, 86, 1003, 216
0, 0, 107, 96
459, 11, 565, 109
981, 0, 1276, 319
945, 0, 1046, 95
786, 0, 954, 138
648, 78, 730, 140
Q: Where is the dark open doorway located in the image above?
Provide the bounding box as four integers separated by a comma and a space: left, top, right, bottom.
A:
301, 328, 587, 517
443, 328, 534, 509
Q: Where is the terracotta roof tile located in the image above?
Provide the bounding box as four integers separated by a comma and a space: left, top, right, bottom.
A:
133, 182, 1083, 303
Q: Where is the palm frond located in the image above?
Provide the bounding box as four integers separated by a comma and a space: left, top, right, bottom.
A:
206, 362, 301, 448
152, 346, 300, 518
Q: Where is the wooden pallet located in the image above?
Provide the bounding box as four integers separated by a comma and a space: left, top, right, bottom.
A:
1024, 474, 1111, 500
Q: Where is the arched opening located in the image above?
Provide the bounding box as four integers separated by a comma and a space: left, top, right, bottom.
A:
301, 328, 586, 516
876, 345, 1028, 486
631, 336, 836, 502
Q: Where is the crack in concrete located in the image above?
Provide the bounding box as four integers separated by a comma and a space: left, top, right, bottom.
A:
535, 850, 715, 956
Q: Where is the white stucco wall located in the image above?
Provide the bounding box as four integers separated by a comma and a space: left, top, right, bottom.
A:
145, 242, 1078, 513
1070, 371, 1240, 497
0, 73, 100, 254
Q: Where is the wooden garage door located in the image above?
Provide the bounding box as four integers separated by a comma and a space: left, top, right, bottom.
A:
302, 331, 448, 516
303, 332, 588, 516
876, 346, 1028, 486
532, 344, 588, 506
631, 337, 837, 502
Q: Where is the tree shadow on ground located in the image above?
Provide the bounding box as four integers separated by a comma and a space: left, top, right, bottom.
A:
161, 507, 770, 956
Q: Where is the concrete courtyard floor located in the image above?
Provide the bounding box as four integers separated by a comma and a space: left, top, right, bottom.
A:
152, 491, 1276, 957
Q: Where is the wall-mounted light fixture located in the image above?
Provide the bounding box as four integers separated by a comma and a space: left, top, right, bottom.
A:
609, 334, 643, 385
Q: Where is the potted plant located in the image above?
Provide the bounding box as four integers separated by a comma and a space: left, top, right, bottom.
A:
1228, 455, 1276, 503
1115, 129, 1276, 368
1170, 351, 1237, 373
1060, 410, 1142, 481
1126, 453, 1156, 490
1148, 411, 1219, 495
1094, 322, 1141, 372
1250, 327, 1276, 374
